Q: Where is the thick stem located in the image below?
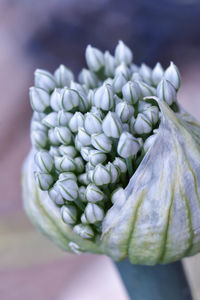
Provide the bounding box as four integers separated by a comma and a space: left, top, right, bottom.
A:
115, 259, 193, 300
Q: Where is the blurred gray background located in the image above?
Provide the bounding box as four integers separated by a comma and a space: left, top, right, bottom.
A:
0, 0, 200, 299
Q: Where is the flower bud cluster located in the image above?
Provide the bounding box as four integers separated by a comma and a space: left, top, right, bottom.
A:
30, 41, 180, 240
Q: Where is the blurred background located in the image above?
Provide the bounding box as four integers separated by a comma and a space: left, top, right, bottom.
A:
1, 0, 200, 299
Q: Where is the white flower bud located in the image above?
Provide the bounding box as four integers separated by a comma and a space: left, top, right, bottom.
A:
78, 69, 98, 88
90, 106, 105, 119
113, 157, 127, 173
50, 89, 62, 112
84, 203, 104, 223
61, 205, 77, 225
111, 187, 125, 204
104, 51, 115, 77
139, 63, 152, 85
70, 81, 86, 94
104, 78, 113, 85
68, 112, 84, 133
122, 81, 141, 104
55, 155, 77, 172
57, 178, 78, 201
94, 84, 114, 111
34, 69, 56, 92
81, 214, 88, 224
48, 128, 60, 146
84, 112, 102, 134
115, 63, 130, 79
85, 162, 95, 172
134, 113, 152, 134
31, 130, 48, 149
34, 172, 54, 191
77, 91, 89, 113
152, 62, 164, 86
117, 132, 140, 158
106, 162, 120, 183
144, 133, 158, 152
57, 111, 73, 126
85, 45, 104, 72
79, 186, 87, 202
130, 63, 139, 73
156, 78, 177, 105
48, 185, 64, 205
136, 81, 156, 97
88, 170, 94, 182
77, 127, 91, 146
131, 72, 143, 81
91, 133, 112, 153
73, 224, 94, 239
61, 88, 80, 111
59, 145, 77, 158
35, 151, 54, 173
115, 40, 133, 65
102, 112, 123, 138
49, 146, 60, 157
32, 112, 46, 121
92, 164, 111, 186
164, 61, 181, 90
89, 150, 107, 166
59, 172, 77, 181
29, 87, 50, 113
143, 106, 159, 125
54, 126, 72, 145
129, 116, 136, 134
80, 147, 92, 162
115, 102, 134, 122
54, 64, 74, 87
112, 73, 127, 93
31, 120, 47, 133
78, 173, 90, 185
74, 135, 82, 151
42, 112, 58, 128
85, 183, 104, 203
138, 100, 152, 113
74, 157, 85, 173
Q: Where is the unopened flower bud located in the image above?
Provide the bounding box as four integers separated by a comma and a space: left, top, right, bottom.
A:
92, 164, 111, 186
70, 81, 86, 94
74, 157, 85, 173
164, 61, 181, 90
106, 162, 119, 183
122, 81, 141, 104
54, 64, 74, 87
112, 73, 127, 93
89, 150, 107, 166
55, 155, 77, 172
34, 172, 54, 191
77, 127, 91, 146
79, 186, 87, 202
85, 45, 104, 72
143, 106, 159, 125
138, 101, 152, 113
59, 172, 77, 181
78, 69, 98, 88
139, 63, 152, 85
131, 72, 143, 81
113, 157, 127, 173
77, 91, 89, 113
54, 126, 72, 145
85, 183, 104, 203
59, 145, 77, 158
73, 224, 94, 239
136, 81, 156, 97
35, 151, 54, 173
115, 40, 133, 65
90, 106, 105, 119
134, 113, 152, 134
80, 147, 92, 162
94, 84, 114, 111
143, 133, 158, 152
31, 120, 47, 133
29, 87, 50, 113
49, 146, 60, 157
115, 63, 130, 79
91, 133, 112, 153
48, 185, 64, 205
152, 62, 164, 86
84, 203, 104, 224
57, 178, 78, 201
57, 111, 73, 126
117, 132, 140, 158
61, 205, 77, 225
84, 112, 102, 134
50, 89, 62, 112
102, 112, 123, 138
31, 130, 48, 149
157, 79, 177, 105
78, 173, 90, 185
129, 116, 136, 134
68, 112, 84, 133
85, 162, 95, 172
111, 187, 126, 204
34, 69, 56, 92
61, 88, 80, 111
32, 112, 46, 121
104, 51, 115, 77
115, 102, 134, 122
42, 112, 58, 128
48, 128, 60, 146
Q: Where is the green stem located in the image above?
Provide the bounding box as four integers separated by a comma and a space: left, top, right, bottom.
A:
125, 157, 134, 177
115, 259, 193, 300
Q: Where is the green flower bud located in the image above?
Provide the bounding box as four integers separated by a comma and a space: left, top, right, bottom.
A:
94, 84, 114, 111
152, 62, 164, 86
35, 151, 54, 173
134, 113, 152, 134
34, 69, 56, 92
157, 79, 177, 105
42, 112, 58, 128
55, 155, 77, 172
57, 178, 78, 201
115, 40, 133, 65
122, 81, 141, 104
78, 69, 98, 89
85, 45, 104, 72
54, 64, 74, 87
92, 164, 111, 186
68, 112, 84, 133
117, 132, 140, 158
115, 102, 134, 122
31, 130, 48, 149
61, 88, 80, 111
84, 203, 104, 224
164, 61, 181, 90
34, 171, 54, 191
77, 127, 91, 146
73, 224, 94, 239
61, 205, 77, 225
29, 87, 50, 113
54, 126, 72, 145
85, 183, 104, 203
91, 133, 112, 153
112, 73, 127, 94
59, 145, 77, 158
104, 51, 115, 77
89, 150, 107, 166
139, 63, 152, 85
84, 112, 102, 134
102, 112, 123, 138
